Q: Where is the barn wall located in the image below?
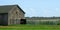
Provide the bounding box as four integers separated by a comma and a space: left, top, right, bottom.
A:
8, 6, 25, 25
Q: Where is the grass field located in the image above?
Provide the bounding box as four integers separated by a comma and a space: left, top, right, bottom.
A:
0, 24, 60, 30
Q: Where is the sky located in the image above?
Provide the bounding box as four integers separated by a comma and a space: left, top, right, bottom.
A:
0, 0, 60, 17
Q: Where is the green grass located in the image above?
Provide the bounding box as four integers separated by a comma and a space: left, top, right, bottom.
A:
0, 24, 60, 30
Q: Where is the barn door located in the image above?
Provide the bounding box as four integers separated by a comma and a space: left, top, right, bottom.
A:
3, 14, 8, 26
20, 19, 26, 24
0, 14, 3, 25
0, 14, 8, 26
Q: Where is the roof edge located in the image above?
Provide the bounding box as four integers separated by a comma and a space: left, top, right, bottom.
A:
16, 5, 25, 14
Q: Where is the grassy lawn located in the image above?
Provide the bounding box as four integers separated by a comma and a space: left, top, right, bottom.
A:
0, 24, 60, 30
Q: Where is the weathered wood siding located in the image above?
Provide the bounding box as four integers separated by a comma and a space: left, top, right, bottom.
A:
8, 6, 25, 25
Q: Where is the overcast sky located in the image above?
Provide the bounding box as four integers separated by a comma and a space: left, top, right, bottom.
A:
0, 0, 60, 17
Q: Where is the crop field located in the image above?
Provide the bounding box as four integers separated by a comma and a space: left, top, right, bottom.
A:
0, 24, 60, 30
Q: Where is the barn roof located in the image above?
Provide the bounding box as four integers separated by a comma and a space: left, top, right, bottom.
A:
0, 5, 25, 14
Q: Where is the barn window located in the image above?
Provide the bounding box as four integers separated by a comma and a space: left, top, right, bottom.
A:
16, 12, 18, 15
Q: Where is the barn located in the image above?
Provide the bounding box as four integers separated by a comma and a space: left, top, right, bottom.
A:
0, 5, 26, 26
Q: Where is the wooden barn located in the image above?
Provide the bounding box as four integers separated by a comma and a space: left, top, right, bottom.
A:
0, 5, 26, 26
